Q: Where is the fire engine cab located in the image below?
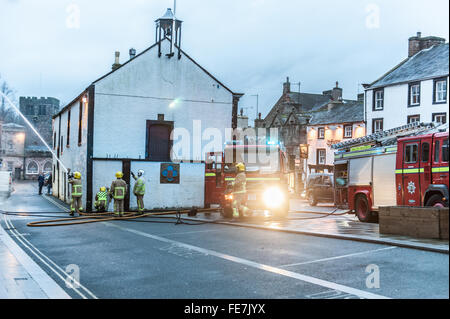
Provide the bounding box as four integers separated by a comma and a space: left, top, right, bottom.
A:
332, 122, 449, 223
205, 142, 291, 218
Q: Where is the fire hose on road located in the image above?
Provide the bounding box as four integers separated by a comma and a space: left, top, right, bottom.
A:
0, 208, 220, 228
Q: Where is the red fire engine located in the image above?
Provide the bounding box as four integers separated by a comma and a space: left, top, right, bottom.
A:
204, 143, 291, 218
333, 122, 449, 223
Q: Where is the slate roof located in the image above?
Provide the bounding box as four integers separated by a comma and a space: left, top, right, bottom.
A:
308, 100, 364, 125
369, 43, 449, 89
264, 92, 331, 125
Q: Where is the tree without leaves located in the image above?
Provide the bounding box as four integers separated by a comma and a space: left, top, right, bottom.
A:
0, 75, 19, 124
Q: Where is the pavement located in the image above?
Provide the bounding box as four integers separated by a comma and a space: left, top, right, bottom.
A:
0, 181, 448, 299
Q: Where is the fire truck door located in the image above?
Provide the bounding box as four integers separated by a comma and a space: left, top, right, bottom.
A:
419, 139, 432, 205
402, 141, 421, 206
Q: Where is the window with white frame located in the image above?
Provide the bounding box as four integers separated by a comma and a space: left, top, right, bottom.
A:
318, 127, 325, 139
317, 149, 326, 165
407, 115, 420, 124
432, 113, 447, 125
43, 161, 52, 173
373, 118, 383, 133
435, 79, 447, 103
344, 125, 353, 138
373, 89, 384, 110
409, 83, 421, 106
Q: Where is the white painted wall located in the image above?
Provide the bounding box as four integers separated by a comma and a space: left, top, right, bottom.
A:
365, 77, 449, 133
306, 123, 366, 176
52, 96, 88, 204
93, 40, 233, 161
129, 162, 205, 210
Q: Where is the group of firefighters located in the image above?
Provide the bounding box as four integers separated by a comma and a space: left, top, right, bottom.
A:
67, 169, 146, 217
66, 162, 249, 219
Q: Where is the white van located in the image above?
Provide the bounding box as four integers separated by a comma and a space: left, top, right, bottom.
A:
0, 171, 12, 198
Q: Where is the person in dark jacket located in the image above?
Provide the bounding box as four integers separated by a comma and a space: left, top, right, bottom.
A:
46, 173, 52, 195
38, 173, 45, 195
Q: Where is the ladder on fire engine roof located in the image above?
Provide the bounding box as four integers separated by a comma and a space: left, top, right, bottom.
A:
331, 122, 442, 151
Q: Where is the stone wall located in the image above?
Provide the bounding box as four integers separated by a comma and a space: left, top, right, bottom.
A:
379, 206, 449, 240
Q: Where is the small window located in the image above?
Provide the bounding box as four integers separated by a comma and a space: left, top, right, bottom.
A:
372, 118, 383, 133
38, 105, 47, 115
432, 113, 447, 125
43, 161, 52, 173
373, 89, 384, 110
317, 149, 326, 165
434, 79, 447, 103
434, 140, 441, 163
344, 125, 353, 138
318, 128, 325, 139
421, 143, 430, 162
408, 83, 421, 106
27, 161, 39, 174
407, 115, 420, 124
442, 139, 449, 163
404, 144, 418, 163
67, 109, 71, 147
26, 105, 34, 115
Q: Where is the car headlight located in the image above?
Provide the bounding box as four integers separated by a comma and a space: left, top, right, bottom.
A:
263, 187, 285, 208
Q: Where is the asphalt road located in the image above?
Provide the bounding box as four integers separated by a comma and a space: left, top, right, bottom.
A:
1, 182, 448, 299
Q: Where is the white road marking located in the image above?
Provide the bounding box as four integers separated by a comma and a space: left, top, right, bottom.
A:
0, 216, 71, 299
279, 247, 397, 268
105, 222, 390, 299
4, 215, 97, 299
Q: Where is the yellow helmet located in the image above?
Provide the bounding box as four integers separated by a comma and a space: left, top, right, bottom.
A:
116, 172, 124, 179
236, 163, 246, 172
100, 187, 106, 192
74, 172, 82, 179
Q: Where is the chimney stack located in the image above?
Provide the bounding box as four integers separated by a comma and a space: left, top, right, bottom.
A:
408, 32, 446, 57
112, 51, 121, 70
283, 77, 291, 94
129, 48, 136, 60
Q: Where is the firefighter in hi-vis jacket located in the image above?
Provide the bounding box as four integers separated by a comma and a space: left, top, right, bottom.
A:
68, 171, 83, 216
232, 163, 249, 219
131, 170, 146, 214
110, 172, 128, 217
94, 187, 109, 212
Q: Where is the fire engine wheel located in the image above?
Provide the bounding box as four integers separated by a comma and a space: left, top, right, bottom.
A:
355, 195, 376, 223
273, 205, 289, 219
309, 195, 318, 207
426, 194, 448, 208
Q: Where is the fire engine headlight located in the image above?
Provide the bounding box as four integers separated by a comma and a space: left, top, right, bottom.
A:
263, 187, 285, 208
225, 194, 233, 201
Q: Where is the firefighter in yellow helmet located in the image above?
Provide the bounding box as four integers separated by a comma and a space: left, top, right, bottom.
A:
110, 172, 127, 217
131, 170, 146, 214
68, 171, 83, 216
232, 163, 249, 219
94, 187, 109, 212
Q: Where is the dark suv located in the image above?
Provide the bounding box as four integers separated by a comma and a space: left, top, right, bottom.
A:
304, 173, 334, 206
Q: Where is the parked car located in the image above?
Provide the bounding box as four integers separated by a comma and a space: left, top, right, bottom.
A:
304, 173, 334, 206
0, 171, 13, 199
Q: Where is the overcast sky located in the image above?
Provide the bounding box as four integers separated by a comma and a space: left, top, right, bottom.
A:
0, 0, 448, 123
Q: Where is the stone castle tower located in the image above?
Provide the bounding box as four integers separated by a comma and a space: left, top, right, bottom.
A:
19, 97, 60, 148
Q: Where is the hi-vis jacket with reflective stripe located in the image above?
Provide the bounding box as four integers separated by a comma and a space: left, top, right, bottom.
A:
233, 172, 247, 194
133, 178, 146, 196
69, 179, 82, 198
110, 179, 127, 200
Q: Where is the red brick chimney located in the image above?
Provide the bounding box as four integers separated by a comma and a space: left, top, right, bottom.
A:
283, 77, 291, 94
408, 32, 446, 57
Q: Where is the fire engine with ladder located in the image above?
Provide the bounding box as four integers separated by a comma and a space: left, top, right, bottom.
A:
332, 122, 449, 223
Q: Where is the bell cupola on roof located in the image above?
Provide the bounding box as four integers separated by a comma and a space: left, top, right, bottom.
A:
155, 7, 183, 59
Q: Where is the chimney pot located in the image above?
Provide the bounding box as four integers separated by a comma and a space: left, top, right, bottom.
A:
112, 51, 121, 70
129, 48, 136, 59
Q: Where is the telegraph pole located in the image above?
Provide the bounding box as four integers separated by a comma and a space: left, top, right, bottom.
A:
251, 94, 259, 120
